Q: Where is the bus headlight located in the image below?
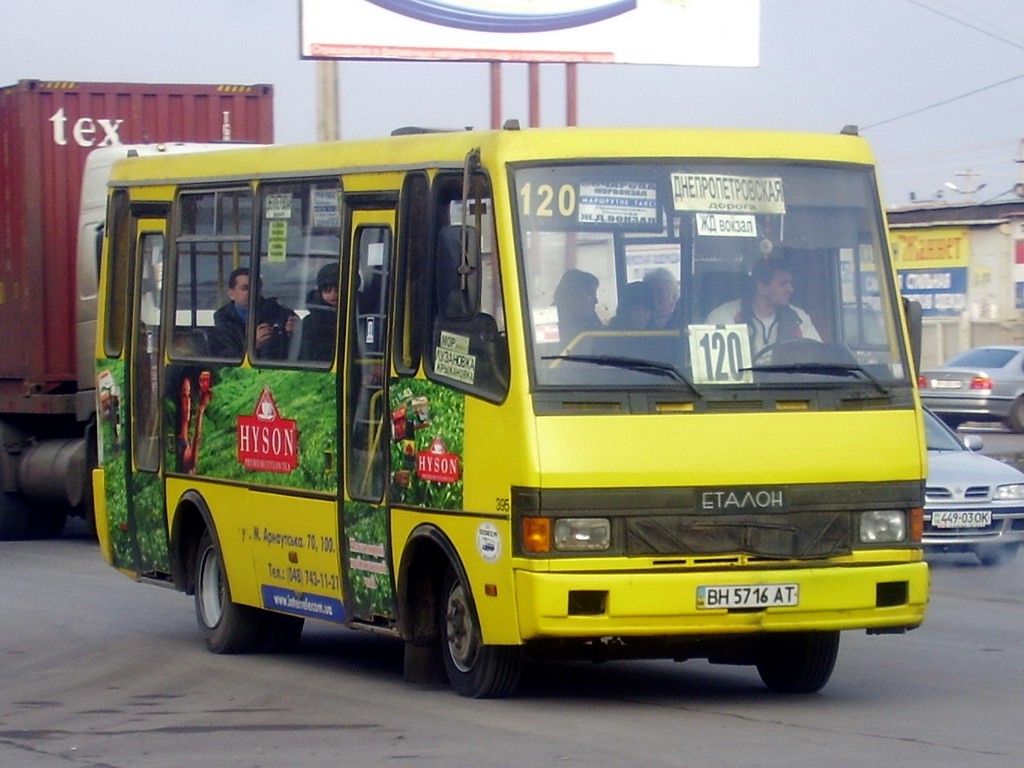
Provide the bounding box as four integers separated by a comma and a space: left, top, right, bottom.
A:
859, 510, 907, 543
553, 518, 611, 552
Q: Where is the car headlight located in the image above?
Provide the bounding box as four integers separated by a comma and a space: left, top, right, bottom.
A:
553, 518, 611, 551
994, 484, 1024, 501
860, 510, 907, 543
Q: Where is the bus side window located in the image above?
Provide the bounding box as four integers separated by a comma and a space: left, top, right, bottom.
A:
425, 178, 509, 401
347, 224, 393, 501
173, 189, 253, 363
393, 172, 430, 375
257, 180, 343, 366
133, 231, 166, 473
102, 189, 131, 358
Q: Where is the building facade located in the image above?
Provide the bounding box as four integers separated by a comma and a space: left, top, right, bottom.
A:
887, 199, 1024, 368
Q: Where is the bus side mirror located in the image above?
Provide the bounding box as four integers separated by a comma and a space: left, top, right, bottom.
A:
902, 297, 922, 374
435, 224, 481, 320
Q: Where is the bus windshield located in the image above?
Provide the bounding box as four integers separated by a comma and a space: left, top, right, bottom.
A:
515, 161, 908, 392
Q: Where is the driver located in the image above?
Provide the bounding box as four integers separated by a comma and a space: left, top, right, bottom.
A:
704, 256, 821, 357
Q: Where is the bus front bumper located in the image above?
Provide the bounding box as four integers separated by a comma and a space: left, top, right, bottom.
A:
514, 561, 928, 640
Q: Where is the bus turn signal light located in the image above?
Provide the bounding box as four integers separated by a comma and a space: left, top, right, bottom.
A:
523, 517, 551, 553
910, 507, 924, 543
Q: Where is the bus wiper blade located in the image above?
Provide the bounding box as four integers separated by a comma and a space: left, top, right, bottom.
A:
543, 354, 701, 396
745, 362, 889, 395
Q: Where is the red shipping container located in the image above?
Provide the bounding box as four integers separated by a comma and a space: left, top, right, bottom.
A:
0, 79, 274, 413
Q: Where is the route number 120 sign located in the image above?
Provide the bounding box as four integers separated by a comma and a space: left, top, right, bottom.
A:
688, 325, 754, 385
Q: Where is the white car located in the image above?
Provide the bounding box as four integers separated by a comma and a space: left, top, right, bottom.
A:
923, 408, 1024, 565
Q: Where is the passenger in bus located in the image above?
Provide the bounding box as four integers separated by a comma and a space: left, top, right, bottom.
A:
704, 256, 821, 356
553, 268, 603, 345
608, 281, 655, 331
209, 267, 297, 359
298, 262, 340, 362
642, 267, 681, 329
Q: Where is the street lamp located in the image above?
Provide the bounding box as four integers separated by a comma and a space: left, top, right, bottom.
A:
944, 170, 986, 202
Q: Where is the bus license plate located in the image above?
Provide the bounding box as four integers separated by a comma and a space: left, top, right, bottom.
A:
696, 583, 798, 610
931, 510, 991, 528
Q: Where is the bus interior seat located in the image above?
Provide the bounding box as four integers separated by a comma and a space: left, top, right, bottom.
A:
698, 271, 751, 321
171, 328, 210, 358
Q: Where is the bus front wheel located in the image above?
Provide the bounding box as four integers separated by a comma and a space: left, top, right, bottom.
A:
755, 631, 840, 694
194, 529, 264, 654
439, 568, 523, 698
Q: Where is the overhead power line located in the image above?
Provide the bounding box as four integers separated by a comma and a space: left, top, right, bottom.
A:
862, 72, 1024, 131
902, 0, 1024, 52
864, 0, 1024, 131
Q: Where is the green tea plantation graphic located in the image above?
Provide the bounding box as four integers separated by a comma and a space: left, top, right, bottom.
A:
167, 366, 338, 491
389, 379, 465, 511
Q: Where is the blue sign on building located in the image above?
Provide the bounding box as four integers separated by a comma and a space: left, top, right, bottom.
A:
897, 267, 968, 318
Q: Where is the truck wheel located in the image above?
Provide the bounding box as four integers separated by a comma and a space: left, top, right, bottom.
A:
756, 631, 840, 693
439, 567, 523, 698
0, 492, 32, 540
31, 510, 67, 539
194, 529, 264, 654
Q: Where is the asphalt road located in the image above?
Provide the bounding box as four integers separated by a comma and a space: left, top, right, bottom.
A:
2, 530, 1023, 768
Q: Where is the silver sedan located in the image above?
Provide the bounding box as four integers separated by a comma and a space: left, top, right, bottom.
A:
923, 407, 1024, 566
919, 345, 1024, 431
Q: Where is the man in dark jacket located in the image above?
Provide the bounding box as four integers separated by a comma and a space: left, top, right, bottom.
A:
209, 267, 296, 359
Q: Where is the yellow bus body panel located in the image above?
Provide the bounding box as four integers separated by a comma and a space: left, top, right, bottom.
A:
392, 508, 523, 645
534, 409, 924, 488
166, 478, 343, 612
92, 468, 114, 567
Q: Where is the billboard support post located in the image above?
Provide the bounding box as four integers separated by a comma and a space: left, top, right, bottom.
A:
490, 62, 502, 129
529, 63, 540, 128
567, 63, 577, 127
316, 61, 339, 141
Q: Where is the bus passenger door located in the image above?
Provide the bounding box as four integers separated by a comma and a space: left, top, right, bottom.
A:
124, 216, 171, 575
341, 204, 399, 624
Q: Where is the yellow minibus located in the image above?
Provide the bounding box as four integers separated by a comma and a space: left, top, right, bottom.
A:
93, 124, 928, 697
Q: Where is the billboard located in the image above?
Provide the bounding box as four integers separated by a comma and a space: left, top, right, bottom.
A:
891, 228, 970, 318
300, 0, 760, 66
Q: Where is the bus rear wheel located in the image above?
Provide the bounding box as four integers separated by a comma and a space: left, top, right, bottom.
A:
194, 529, 264, 654
439, 568, 523, 698
755, 631, 840, 694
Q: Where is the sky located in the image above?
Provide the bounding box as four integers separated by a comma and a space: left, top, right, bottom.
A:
3, 0, 1024, 207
